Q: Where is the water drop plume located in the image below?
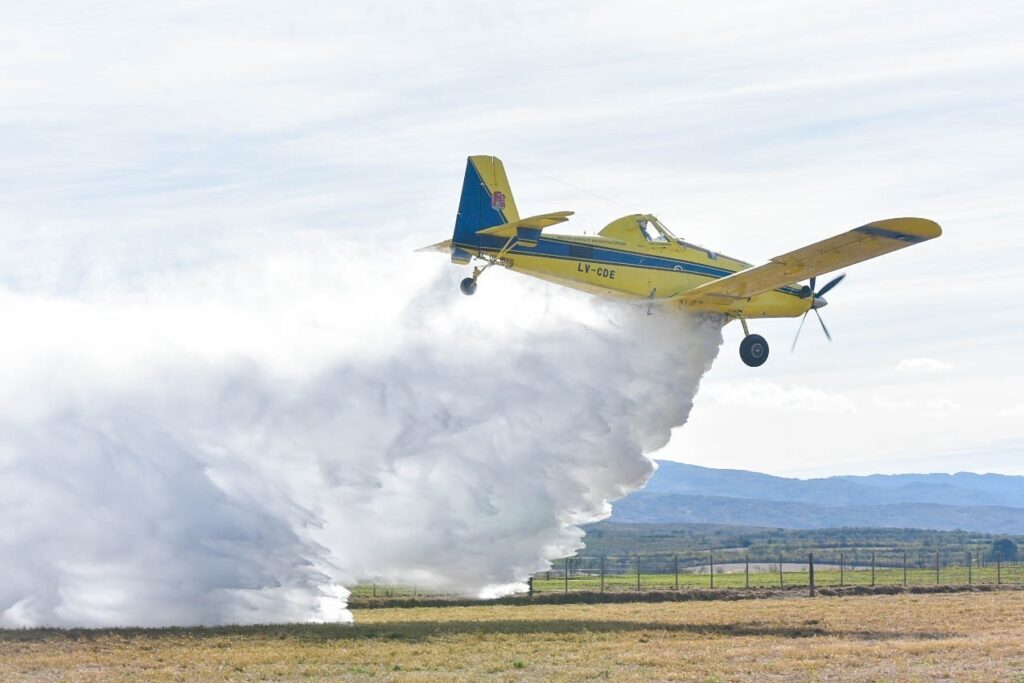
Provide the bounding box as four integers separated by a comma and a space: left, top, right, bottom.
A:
0, 251, 723, 626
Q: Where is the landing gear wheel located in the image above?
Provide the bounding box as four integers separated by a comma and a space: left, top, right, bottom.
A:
460, 277, 478, 296
739, 334, 769, 367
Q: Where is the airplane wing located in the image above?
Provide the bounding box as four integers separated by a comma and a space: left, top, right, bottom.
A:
674, 217, 942, 304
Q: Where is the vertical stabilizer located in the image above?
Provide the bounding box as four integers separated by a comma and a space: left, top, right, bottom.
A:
453, 155, 520, 244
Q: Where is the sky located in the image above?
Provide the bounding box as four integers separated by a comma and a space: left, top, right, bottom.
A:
2, 1, 1023, 478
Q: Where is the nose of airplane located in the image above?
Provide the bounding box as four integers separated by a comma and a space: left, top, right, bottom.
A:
812, 296, 828, 309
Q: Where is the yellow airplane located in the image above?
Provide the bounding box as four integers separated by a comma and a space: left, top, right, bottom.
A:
420, 155, 941, 367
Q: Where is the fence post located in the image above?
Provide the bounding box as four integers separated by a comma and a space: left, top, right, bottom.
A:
528, 576, 534, 597
968, 551, 972, 585
998, 551, 1002, 585
710, 552, 715, 589
809, 552, 815, 597
779, 554, 784, 587
745, 554, 750, 589
840, 552, 844, 587
935, 550, 940, 585
600, 555, 605, 594
564, 557, 569, 594
636, 554, 641, 592
871, 552, 876, 587
674, 554, 679, 591
372, 583, 376, 598
903, 550, 908, 586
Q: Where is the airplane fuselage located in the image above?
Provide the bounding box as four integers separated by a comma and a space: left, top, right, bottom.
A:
453, 232, 813, 319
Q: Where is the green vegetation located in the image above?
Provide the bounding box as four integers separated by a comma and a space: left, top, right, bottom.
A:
581, 521, 1022, 560
351, 565, 1021, 599
991, 537, 1020, 561
350, 524, 1024, 600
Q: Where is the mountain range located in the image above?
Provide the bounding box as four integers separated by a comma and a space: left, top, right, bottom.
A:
610, 461, 1024, 534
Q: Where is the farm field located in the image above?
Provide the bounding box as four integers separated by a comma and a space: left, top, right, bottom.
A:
530, 565, 1022, 593
3, 591, 1023, 681
348, 564, 1022, 598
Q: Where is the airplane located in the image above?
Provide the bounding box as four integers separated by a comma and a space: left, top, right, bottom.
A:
420, 155, 941, 367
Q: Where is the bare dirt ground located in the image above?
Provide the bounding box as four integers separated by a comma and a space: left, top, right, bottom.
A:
2, 591, 1023, 681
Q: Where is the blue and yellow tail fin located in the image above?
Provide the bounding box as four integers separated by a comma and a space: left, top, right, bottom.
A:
418, 155, 572, 261
453, 155, 520, 244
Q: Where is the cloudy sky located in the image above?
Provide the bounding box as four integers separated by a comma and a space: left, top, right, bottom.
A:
2, 1, 1022, 478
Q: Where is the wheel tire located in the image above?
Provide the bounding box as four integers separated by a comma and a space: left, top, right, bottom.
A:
739, 334, 769, 367
460, 277, 478, 296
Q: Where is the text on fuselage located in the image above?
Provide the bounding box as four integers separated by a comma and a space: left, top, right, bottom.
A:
577, 263, 616, 279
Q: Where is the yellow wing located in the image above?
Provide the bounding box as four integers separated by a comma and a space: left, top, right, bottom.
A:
675, 217, 941, 304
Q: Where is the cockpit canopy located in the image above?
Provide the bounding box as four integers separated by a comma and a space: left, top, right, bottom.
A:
598, 214, 678, 243
597, 213, 718, 259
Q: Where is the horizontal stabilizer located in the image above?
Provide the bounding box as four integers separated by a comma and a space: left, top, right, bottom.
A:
475, 211, 574, 238
415, 239, 472, 264
415, 239, 453, 253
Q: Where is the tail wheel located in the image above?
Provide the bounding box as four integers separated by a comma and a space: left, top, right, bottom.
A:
460, 277, 478, 296
740, 334, 769, 367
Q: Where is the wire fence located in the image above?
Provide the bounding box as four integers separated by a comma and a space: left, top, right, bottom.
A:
529, 549, 1022, 595
349, 547, 1023, 599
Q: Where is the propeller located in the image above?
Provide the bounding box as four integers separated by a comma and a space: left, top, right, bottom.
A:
791, 274, 845, 351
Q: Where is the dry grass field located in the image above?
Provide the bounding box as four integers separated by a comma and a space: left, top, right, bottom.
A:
3, 591, 1024, 681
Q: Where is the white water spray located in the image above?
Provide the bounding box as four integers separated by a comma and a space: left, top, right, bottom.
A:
0, 243, 722, 627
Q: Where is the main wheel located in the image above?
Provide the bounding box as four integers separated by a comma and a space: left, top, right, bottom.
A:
739, 334, 769, 367
460, 277, 478, 296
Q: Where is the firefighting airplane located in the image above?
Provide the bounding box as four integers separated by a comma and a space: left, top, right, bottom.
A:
420, 155, 941, 367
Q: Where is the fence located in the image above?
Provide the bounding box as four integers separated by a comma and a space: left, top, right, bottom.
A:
528, 549, 1022, 595
348, 548, 1022, 600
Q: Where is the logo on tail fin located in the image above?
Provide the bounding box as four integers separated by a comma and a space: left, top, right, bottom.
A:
490, 191, 506, 211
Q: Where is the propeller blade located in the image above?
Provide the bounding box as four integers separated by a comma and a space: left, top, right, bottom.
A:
815, 273, 846, 298
813, 308, 832, 342
791, 311, 809, 352
809, 276, 816, 293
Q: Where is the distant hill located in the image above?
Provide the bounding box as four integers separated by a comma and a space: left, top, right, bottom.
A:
609, 461, 1024, 534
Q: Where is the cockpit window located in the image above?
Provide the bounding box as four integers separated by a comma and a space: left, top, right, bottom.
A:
638, 218, 668, 243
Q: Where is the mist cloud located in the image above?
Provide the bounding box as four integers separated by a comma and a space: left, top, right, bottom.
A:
0, 246, 722, 627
